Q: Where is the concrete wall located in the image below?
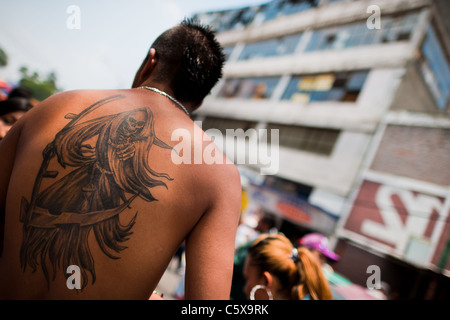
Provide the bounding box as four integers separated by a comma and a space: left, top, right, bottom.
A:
275, 130, 372, 197
371, 125, 450, 187
390, 61, 450, 115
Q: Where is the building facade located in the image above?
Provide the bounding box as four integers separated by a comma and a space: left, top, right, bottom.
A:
192, 0, 450, 299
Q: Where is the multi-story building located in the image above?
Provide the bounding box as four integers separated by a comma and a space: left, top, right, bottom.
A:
191, 0, 449, 299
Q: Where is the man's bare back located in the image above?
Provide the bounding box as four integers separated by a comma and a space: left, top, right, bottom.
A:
0, 88, 241, 299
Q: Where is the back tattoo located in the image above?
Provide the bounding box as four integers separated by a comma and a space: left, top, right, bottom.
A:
19, 95, 173, 289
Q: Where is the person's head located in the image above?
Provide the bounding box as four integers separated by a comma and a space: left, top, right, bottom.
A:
255, 214, 276, 233
132, 19, 225, 109
0, 87, 34, 139
7, 87, 33, 100
298, 233, 339, 266
243, 233, 333, 300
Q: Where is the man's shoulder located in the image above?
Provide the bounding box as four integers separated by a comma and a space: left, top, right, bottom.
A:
40, 89, 124, 105
200, 159, 241, 198
191, 134, 240, 181
214, 160, 241, 181
27, 89, 131, 122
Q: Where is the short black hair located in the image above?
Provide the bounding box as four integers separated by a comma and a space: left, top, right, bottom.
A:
8, 87, 33, 100
151, 18, 225, 106
0, 87, 33, 117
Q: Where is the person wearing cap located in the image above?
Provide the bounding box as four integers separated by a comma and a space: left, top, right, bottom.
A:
298, 233, 340, 276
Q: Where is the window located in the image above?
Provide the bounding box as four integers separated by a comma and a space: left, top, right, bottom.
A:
281, 71, 369, 103
192, 12, 223, 32
218, 77, 281, 99
223, 45, 235, 60
420, 26, 450, 110
193, 6, 264, 33
223, 7, 257, 30
237, 33, 303, 60
305, 12, 419, 52
262, 0, 320, 22
266, 123, 340, 155
327, 0, 348, 3
194, 0, 321, 32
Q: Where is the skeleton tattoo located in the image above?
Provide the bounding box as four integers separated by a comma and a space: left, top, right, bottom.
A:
19, 95, 173, 289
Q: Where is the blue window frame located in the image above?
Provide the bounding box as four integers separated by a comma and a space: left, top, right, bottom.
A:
237, 33, 303, 60
282, 71, 369, 103
305, 12, 419, 52
218, 77, 281, 100
420, 26, 450, 110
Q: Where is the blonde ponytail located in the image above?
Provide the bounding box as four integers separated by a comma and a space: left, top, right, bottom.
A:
294, 247, 333, 300
247, 233, 333, 300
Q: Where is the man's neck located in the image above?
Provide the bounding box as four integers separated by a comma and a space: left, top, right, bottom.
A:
136, 80, 196, 115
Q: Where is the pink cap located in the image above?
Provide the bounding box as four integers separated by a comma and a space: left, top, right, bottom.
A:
299, 233, 340, 261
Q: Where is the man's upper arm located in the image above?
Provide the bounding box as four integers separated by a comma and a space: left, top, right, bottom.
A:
184, 164, 242, 300
0, 120, 23, 255
0, 119, 23, 209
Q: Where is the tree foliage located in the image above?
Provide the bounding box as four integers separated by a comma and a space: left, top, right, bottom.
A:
18, 66, 61, 101
0, 47, 7, 67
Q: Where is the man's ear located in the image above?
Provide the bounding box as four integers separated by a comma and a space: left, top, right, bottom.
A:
139, 48, 158, 83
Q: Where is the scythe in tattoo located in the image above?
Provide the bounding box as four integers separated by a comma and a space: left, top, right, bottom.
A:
19, 95, 174, 289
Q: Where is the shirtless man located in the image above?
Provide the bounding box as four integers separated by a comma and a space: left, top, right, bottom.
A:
0, 19, 242, 299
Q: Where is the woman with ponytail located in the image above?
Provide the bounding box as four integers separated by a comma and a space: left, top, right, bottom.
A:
243, 233, 333, 300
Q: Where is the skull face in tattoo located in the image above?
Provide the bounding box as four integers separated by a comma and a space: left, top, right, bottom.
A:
119, 110, 147, 138
114, 110, 149, 160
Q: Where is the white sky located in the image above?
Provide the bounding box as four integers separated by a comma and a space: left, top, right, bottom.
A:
0, 0, 267, 91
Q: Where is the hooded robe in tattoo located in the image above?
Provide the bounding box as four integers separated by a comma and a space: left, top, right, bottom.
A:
20, 106, 173, 288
